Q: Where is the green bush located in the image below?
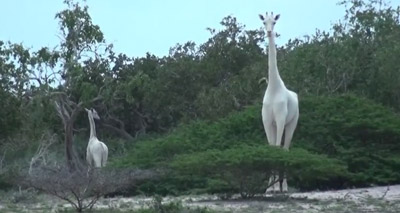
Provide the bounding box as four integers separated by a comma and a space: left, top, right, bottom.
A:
113, 95, 400, 194
171, 145, 347, 197
112, 105, 264, 169
296, 95, 400, 186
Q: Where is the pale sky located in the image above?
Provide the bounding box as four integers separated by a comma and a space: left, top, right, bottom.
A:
0, 0, 399, 57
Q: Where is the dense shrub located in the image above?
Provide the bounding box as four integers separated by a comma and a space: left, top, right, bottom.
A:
171, 145, 347, 197
114, 95, 400, 194
296, 95, 400, 186
113, 105, 264, 169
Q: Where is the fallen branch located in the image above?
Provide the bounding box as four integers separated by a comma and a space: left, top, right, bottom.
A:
380, 186, 390, 199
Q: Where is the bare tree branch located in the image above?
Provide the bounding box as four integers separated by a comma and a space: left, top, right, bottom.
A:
29, 132, 57, 175
381, 186, 390, 199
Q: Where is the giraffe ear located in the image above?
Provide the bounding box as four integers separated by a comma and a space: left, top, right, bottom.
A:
274, 14, 280, 21
259, 14, 264, 21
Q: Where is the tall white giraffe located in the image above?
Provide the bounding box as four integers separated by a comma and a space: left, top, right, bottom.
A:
85, 108, 108, 168
259, 12, 299, 193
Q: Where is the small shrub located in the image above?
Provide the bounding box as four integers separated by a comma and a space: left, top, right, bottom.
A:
19, 165, 157, 212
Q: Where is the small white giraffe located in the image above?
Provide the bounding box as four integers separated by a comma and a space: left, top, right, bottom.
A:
259, 12, 299, 193
85, 108, 108, 168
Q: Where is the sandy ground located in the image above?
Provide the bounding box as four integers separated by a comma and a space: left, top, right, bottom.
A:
97, 184, 400, 212
1, 185, 400, 212
291, 184, 400, 201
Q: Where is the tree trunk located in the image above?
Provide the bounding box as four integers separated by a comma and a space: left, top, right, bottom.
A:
65, 123, 75, 170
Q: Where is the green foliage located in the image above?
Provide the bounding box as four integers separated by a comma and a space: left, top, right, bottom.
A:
114, 95, 400, 194
113, 105, 264, 169
0, 91, 21, 138
296, 95, 400, 186
4, 0, 400, 140
280, 0, 400, 108
171, 145, 347, 197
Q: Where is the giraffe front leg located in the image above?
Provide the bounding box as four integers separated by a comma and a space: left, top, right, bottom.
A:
266, 176, 275, 193
281, 175, 288, 193
266, 173, 279, 193
273, 174, 281, 193
283, 113, 299, 150
273, 102, 288, 147
262, 108, 276, 146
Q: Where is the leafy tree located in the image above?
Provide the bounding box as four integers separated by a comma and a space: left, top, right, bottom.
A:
279, 0, 400, 109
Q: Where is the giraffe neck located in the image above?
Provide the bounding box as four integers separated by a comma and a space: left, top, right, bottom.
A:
88, 113, 97, 139
267, 34, 284, 89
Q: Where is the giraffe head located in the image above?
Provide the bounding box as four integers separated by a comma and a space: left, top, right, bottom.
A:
85, 108, 100, 120
259, 12, 280, 37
